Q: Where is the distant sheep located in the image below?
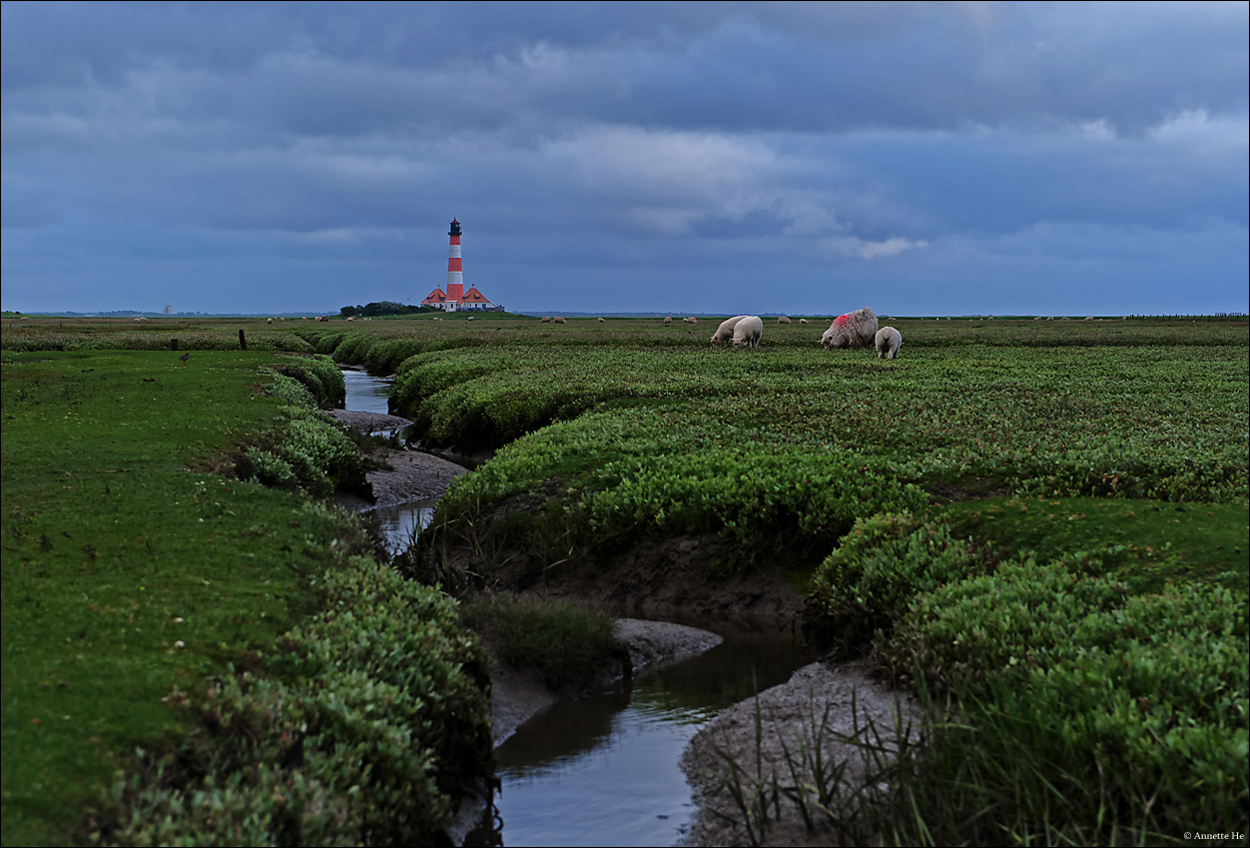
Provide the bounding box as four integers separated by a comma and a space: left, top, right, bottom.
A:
664, 316, 673, 325
267, 318, 274, 325
133, 317, 147, 322
821, 307, 878, 350
467, 316, 475, 321
711, 315, 749, 346
346, 317, 355, 322
732, 315, 764, 348
554, 316, 567, 324
597, 317, 606, 323
540, 316, 552, 323
875, 326, 902, 359
778, 315, 792, 324
799, 318, 809, 324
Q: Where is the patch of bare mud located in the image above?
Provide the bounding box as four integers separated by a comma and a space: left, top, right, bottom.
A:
365, 448, 468, 506
323, 407, 411, 433
681, 660, 917, 847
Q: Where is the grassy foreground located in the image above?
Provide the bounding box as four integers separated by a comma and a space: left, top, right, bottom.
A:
0, 348, 491, 846
4, 314, 1247, 844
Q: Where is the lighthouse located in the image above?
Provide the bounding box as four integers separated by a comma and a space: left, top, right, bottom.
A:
420, 218, 499, 312
446, 218, 464, 308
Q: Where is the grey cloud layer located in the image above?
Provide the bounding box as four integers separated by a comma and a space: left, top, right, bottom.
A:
2, 1, 1246, 313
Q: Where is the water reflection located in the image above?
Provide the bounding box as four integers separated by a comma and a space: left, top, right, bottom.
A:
341, 368, 393, 415
371, 498, 438, 556
492, 629, 813, 847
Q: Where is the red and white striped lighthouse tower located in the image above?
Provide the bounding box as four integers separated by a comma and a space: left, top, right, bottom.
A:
446, 219, 464, 308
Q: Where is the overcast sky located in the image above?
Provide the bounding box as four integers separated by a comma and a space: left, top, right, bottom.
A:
2, 1, 1247, 316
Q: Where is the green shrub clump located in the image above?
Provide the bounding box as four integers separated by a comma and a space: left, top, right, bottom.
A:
802, 513, 981, 657
459, 595, 623, 689
104, 542, 494, 847
871, 562, 1247, 842
271, 355, 347, 407
243, 374, 370, 498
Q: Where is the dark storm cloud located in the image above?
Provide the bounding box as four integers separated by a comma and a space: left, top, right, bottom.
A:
2, 1, 1246, 314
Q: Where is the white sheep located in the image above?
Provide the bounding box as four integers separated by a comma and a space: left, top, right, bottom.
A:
597, 317, 606, 323
820, 307, 878, 349
664, 316, 673, 325
266, 318, 274, 325
875, 326, 902, 359
711, 315, 749, 345
554, 316, 567, 324
799, 318, 809, 325
540, 316, 552, 323
732, 315, 764, 348
778, 315, 792, 324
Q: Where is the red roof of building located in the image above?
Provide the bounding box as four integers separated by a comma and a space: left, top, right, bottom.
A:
421, 287, 447, 305
459, 286, 492, 304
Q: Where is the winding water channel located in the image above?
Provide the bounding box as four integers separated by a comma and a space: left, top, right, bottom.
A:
342, 368, 814, 846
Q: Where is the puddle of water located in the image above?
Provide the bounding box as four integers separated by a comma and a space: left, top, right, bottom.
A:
371, 497, 439, 556
489, 628, 814, 847
341, 367, 393, 415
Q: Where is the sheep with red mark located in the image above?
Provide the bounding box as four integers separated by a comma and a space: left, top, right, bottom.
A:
820, 307, 878, 350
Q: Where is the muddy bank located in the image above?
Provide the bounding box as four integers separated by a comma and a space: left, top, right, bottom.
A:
490, 617, 723, 747
681, 660, 917, 847
323, 407, 411, 434
450, 532, 807, 629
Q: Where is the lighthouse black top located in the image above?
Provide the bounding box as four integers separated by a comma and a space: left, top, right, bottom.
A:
448, 219, 461, 237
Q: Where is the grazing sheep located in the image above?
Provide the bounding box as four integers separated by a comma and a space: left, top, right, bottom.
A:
664, 316, 673, 325
799, 318, 809, 325
820, 307, 878, 350
267, 317, 274, 324
597, 317, 606, 323
346, 316, 355, 322
732, 315, 764, 348
540, 316, 552, 323
778, 315, 792, 324
554, 316, 567, 324
1084, 316, 1094, 321
875, 326, 902, 359
711, 315, 749, 345
467, 316, 475, 321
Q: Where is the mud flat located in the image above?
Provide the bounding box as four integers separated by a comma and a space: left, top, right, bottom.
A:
681, 660, 918, 847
